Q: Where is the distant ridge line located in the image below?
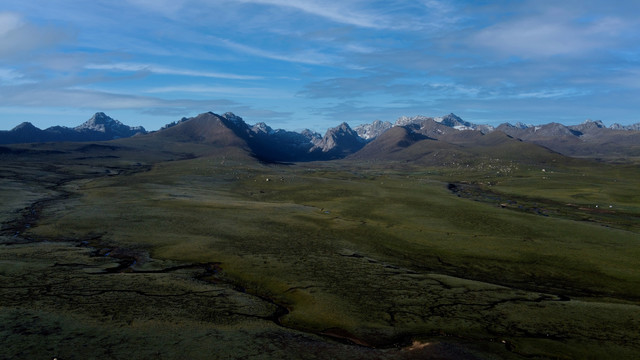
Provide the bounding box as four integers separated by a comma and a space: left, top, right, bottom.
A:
2, 111, 639, 161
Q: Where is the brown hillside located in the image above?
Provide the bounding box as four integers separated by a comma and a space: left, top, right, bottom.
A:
154, 112, 248, 148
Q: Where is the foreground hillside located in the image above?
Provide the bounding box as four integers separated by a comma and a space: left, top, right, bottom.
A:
1, 117, 639, 359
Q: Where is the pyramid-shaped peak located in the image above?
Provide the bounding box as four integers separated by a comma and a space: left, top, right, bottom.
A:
442, 113, 463, 121
312, 121, 364, 155
323, 122, 360, 140
12, 122, 39, 132
438, 113, 471, 127
336, 122, 353, 131
92, 112, 110, 119
76, 112, 122, 131
74, 112, 145, 136
89, 112, 121, 125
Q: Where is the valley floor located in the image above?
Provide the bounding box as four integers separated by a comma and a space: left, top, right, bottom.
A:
1, 142, 639, 359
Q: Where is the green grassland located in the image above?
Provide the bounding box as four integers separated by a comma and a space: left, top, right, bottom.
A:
2, 140, 640, 359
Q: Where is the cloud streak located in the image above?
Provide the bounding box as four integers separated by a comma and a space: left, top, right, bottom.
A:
0, 86, 218, 109
85, 63, 263, 80
235, 0, 388, 29
215, 38, 340, 65
145, 85, 293, 99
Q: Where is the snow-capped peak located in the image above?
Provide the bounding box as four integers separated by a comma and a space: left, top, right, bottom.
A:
251, 122, 274, 134
75, 112, 125, 132
222, 112, 246, 126
74, 112, 145, 137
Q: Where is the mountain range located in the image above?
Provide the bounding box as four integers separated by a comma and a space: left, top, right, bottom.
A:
2, 111, 639, 162
0, 112, 146, 144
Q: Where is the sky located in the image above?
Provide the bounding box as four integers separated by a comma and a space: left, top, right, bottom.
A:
1, 0, 639, 131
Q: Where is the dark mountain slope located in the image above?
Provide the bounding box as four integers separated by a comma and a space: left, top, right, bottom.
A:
462, 131, 568, 164
220, 113, 323, 163
403, 118, 460, 139
351, 127, 570, 168
0, 122, 46, 144
215, 113, 364, 162
349, 126, 429, 160
153, 112, 247, 148
496, 121, 640, 159
126, 111, 257, 162
350, 126, 464, 165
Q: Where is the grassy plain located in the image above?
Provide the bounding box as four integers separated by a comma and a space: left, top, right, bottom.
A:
1, 140, 639, 359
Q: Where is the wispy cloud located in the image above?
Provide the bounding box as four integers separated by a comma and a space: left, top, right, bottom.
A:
235, 0, 387, 29
215, 37, 340, 65
300, 71, 425, 99
235, 0, 460, 32
145, 85, 292, 99
125, 0, 187, 15
0, 85, 234, 110
513, 88, 589, 99
0, 67, 32, 85
85, 62, 263, 80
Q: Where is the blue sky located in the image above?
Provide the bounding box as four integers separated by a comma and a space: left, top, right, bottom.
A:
1, 0, 639, 131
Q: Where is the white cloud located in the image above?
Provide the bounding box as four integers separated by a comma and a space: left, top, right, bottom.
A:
472, 12, 629, 58
0, 12, 23, 36
85, 62, 263, 80
0, 12, 68, 58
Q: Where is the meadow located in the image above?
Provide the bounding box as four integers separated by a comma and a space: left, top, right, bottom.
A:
1, 140, 639, 359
